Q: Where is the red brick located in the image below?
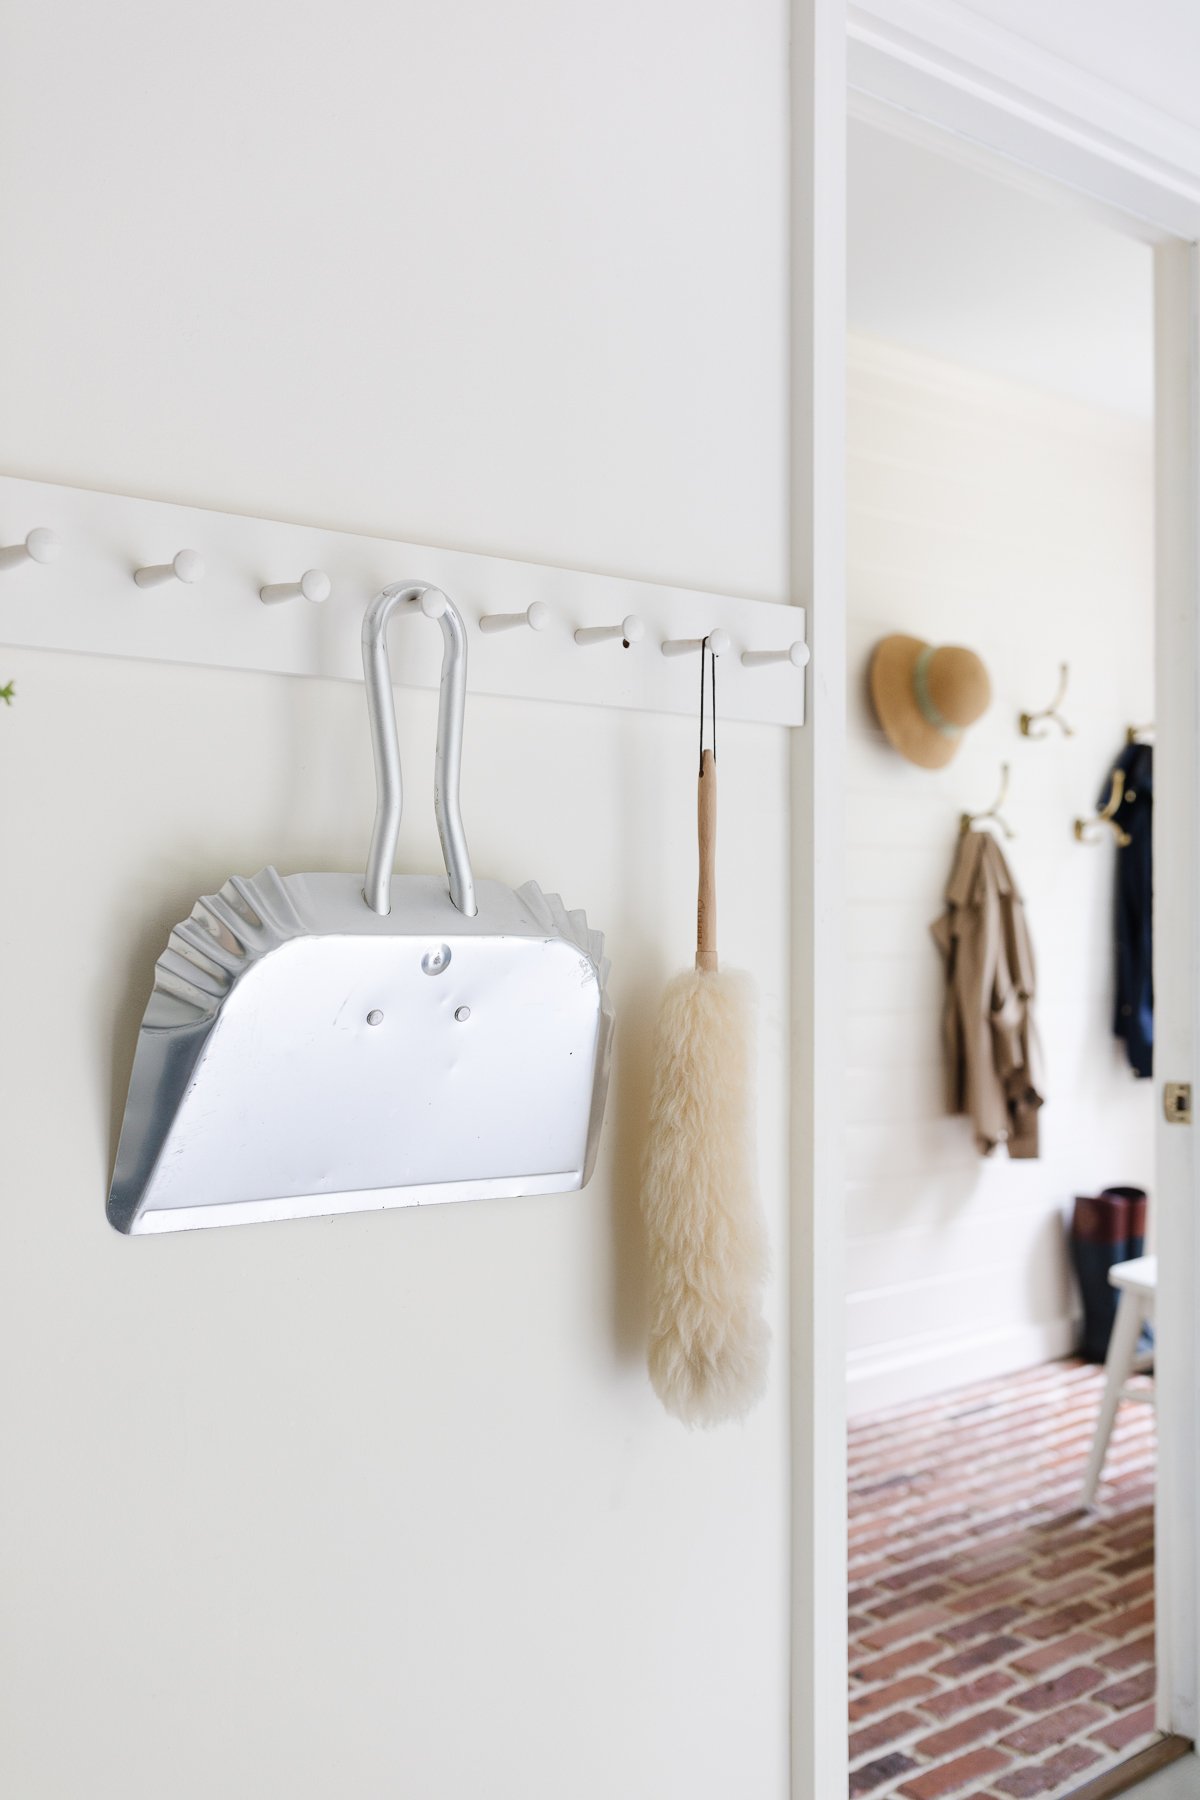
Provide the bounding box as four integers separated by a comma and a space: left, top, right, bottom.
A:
1100, 1572, 1155, 1610
1041, 1741, 1103, 1784
1000, 1702, 1106, 1755
1107, 1545, 1154, 1578
899, 1747, 1012, 1799
855, 1638, 944, 1683
1097, 1632, 1155, 1674
917, 1670, 1019, 1722
848, 1360, 1158, 1800
1089, 1701, 1158, 1752
850, 1675, 939, 1722
947, 1579, 1025, 1615
868, 1583, 955, 1622
993, 1742, 1102, 1797
1025, 1573, 1093, 1610
955, 1552, 1028, 1588
914, 1708, 1018, 1760
855, 1529, 916, 1562
849, 1708, 927, 1761
860, 1605, 958, 1651
1009, 1632, 1103, 1677
850, 1750, 920, 1796
1027, 1547, 1099, 1583
1092, 1665, 1155, 1710
1021, 1602, 1101, 1642
931, 1637, 1025, 1680
852, 1554, 898, 1583
1096, 1599, 1155, 1640
1012, 1665, 1104, 1713
1104, 1518, 1153, 1556
880, 1558, 959, 1592
938, 1607, 1026, 1646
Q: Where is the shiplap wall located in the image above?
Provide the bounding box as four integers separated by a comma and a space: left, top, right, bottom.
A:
846, 335, 1155, 1415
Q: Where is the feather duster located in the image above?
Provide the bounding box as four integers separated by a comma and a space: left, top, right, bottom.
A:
640, 746, 770, 1425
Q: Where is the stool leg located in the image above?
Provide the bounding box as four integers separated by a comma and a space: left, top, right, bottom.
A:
1081, 1291, 1144, 1507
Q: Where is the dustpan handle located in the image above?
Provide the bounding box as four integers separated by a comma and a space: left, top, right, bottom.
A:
362, 582, 478, 918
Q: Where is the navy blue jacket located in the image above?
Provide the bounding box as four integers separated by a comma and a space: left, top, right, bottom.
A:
1109, 742, 1153, 1078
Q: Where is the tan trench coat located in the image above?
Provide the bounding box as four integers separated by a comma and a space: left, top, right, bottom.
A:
931, 828, 1045, 1158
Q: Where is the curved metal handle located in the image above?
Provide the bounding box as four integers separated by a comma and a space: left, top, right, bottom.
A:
362, 582, 477, 918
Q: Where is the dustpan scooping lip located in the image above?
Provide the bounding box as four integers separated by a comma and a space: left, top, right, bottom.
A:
108, 868, 614, 1235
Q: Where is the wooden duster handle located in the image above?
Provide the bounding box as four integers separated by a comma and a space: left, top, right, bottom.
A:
696, 747, 718, 972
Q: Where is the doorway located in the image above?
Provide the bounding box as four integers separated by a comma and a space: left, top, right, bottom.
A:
843, 117, 1178, 1798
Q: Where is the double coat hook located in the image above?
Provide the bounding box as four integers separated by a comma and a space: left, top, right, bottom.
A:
961, 762, 1016, 839
1075, 770, 1132, 847
1020, 663, 1074, 738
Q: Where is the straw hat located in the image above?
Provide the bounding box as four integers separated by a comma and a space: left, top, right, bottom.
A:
869, 635, 992, 769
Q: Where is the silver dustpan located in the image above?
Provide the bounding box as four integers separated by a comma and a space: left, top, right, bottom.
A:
108, 583, 613, 1235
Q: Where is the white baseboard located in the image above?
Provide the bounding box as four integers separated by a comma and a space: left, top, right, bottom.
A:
847, 1316, 1082, 1417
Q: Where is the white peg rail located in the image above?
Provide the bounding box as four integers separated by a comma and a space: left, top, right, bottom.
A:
0, 477, 806, 726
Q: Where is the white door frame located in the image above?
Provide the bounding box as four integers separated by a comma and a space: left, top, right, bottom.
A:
793, 6, 1200, 1794
1150, 241, 1200, 1745
790, 4, 848, 1796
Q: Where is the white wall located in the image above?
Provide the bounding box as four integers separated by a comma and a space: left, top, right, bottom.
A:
0, 5, 794, 1797
845, 335, 1155, 1415
848, 116, 1155, 418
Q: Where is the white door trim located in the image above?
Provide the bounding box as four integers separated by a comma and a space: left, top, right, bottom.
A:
846, 0, 1200, 240
790, 3, 848, 1795
1151, 239, 1200, 1743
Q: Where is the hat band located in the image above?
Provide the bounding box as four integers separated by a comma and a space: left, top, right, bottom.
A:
913, 647, 962, 739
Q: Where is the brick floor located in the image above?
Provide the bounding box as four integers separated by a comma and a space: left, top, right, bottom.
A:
849, 1358, 1160, 1798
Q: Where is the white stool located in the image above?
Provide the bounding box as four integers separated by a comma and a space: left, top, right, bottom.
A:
1081, 1254, 1157, 1508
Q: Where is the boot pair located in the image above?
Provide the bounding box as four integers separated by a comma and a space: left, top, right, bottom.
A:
1068, 1187, 1149, 1363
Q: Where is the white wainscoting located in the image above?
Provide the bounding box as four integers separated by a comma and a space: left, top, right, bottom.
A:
846, 334, 1156, 1417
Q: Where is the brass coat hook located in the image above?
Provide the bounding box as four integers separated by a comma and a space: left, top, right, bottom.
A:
1019, 663, 1074, 738
961, 762, 1016, 839
1074, 768, 1131, 847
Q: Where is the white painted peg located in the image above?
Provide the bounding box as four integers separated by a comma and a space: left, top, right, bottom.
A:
741, 641, 810, 669
0, 527, 60, 572
479, 601, 551, 634
259, 569, 331, 607
661, 629, 730, 658
574, 615, 644, 647
134, 548, 205, 590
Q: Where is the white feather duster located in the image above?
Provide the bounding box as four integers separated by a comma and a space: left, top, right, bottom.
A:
640, 747, 770, 1425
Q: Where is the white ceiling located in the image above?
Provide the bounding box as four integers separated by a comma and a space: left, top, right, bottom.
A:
847, 117, 1154, 418
956, 0, 1200, 134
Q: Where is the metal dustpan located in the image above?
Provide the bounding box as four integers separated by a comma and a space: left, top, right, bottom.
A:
108, 582, 613, 1235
